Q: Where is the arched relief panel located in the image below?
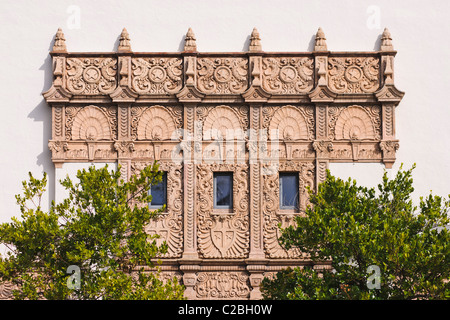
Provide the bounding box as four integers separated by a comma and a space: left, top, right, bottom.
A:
66, 105, 117, 141
71, 105, 113, 141
131, 161, 183, 258
328, 105, 381, 141
267, 105, 313, 141
196, 163, 249, 259
200, 105, 247, 141
130, 105, 183, 141
262, 161, 315, 259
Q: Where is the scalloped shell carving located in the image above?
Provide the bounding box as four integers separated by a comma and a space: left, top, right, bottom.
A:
136, 106, 177, 140
71, 106, 112, 140
202, 106, 244, 140
269, 106, 309, 140
335, 106, 375, 140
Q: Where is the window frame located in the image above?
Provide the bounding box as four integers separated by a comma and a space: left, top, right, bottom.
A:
148, 172, 167, 209
279, 172, 300, 211
213, 172, 233, 210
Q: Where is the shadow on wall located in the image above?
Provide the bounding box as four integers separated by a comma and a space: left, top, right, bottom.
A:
27, 35, 55, 207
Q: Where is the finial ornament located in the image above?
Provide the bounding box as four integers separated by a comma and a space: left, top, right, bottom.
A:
52, 28, 67, 52
118, 28, 132, 52
314, 27, 327, 51
249, 27, 262, 52
380, 27, 394, 51
184, 27, 197, 52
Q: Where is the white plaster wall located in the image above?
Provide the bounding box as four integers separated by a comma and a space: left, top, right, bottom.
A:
0, 0, 449, 224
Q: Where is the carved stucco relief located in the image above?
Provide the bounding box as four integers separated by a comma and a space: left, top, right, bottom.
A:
131, 161, 184, 258
130, 105, 183, 141
36, 27, 405, 300
66, 57, 117, 95
263, 105, 315, 141
131, 57, 183, 94
328, 105, 381, 141
197, 57, 248, 94
262, 57, 314, 94
196, 163, 250, 259
263, 161, 315, 259
328, 57, 380, 93
195, 271, 250, 299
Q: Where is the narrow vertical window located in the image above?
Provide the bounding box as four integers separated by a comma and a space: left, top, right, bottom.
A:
279, 172, 299, 210
214, 172, 233, 209
149, 172, 167, 208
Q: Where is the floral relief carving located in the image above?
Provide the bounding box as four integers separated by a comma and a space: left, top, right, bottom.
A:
197, 57, 248, 94
131, 57, 183, 94
328, 57, 379, 93
262, 161, 314, 259
196, 163, 249, 259
262, 57, 314, 94
195, 272, 250, 299
328, 105, 381, 141
66, 57, 117, 94
131, 161, 183, 258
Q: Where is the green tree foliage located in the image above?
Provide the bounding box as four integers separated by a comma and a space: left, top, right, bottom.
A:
261, 165, 450, 300
0, 163, 185, 300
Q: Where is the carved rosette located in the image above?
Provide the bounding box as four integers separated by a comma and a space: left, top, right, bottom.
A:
131, 57, 183, 94
196, 163, 249, 259
328, 57, 379, 93
131, 161, 183, 258
66, 57, 117, 94
195, 272, 250, 299
262, 161, 315, 259
328, 105, 381, 141
197, 57, 248, 94
262, 57, 314, 94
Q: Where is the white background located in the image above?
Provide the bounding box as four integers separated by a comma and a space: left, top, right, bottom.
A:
0, 0, 449, 225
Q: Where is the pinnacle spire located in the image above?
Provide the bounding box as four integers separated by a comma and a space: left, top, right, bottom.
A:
380, 27, 394, 51
52, 28, 67, 52
249, 27, 262, 52
314, 27, 327, 51
184, 27, 197, 52
118, 28, 132, 52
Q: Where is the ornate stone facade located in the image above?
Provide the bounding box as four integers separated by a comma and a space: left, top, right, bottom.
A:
8, 26, 404, 301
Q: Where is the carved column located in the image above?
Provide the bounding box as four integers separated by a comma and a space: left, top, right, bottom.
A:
248, 104, 264, 260
243, 50, 270, 300
176, 49, 204, 299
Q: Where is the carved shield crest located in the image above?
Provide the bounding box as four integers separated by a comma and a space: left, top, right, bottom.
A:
211, 218, 235, 257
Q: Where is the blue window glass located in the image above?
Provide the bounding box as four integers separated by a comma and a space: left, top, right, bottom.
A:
149, 172, 167, 208
214, 172, 233, 209
279, 173, 299, 210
